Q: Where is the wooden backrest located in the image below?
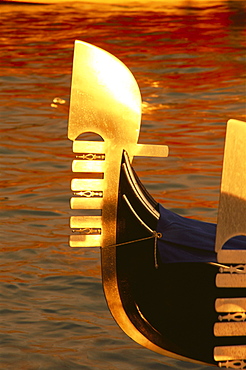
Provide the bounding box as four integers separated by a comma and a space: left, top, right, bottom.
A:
215, 119, 246, 260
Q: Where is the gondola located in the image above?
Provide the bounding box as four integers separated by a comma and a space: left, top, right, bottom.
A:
68, 41, 246, 368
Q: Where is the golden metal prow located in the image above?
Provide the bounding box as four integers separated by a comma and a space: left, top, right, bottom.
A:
68, 41, 168, 249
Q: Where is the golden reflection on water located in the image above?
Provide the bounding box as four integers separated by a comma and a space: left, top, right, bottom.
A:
0, 1, 245, 369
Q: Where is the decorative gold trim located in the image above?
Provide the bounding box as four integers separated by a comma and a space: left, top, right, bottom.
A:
218, 360, 246, 369
122, 151, 159, 219
219, 265, 246, 274
218, 313, 246, 322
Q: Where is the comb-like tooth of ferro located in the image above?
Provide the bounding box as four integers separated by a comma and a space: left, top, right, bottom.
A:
214, 322, 246, 337
69, 216, 102, 247
70, 216, 102, 229
71, 179, 104, 192
73, 141, 105, 154
217, 250, 246, 264
214, 345, 246, 361
70, 138, 105, 247
216, 274, 246, 288
70, 197, 103, 209
215, 298, 246, 313
70, 234, 102, 247
72, 160, 105, 173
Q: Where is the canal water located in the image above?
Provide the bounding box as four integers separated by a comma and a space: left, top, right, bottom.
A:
0, 1, 245, 369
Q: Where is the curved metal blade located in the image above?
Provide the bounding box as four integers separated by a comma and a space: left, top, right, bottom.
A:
68, 41, 168, 251
68, 40, 142, 144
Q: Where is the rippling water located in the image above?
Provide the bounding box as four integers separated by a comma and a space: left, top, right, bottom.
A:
0, 1, 245, 369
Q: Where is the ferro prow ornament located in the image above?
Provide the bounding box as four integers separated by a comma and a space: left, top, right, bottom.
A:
68, 41, 246, 368
214, 119, 246, 368
68, 40, 173, 360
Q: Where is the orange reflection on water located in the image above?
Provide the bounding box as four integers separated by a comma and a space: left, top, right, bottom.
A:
0, 2, 245, 368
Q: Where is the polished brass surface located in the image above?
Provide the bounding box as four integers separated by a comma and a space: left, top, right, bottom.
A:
71, 178, 104, 192
70, 215, 102, 229
70, 197, 103, 209
72, 160, 105, 172
215, 298, 246, 313
216, 274, 246, 288
214, 345, 246, 361
68, 40, 168, 250
217, 250, 246, 264
68, 40, 142, 144
73, 141, 105, 153
214, 322, 246, 337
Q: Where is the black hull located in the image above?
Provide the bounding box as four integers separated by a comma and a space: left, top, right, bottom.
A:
112, 151, 245, 366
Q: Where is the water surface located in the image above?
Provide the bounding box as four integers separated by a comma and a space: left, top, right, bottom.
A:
0, 1, 245, 369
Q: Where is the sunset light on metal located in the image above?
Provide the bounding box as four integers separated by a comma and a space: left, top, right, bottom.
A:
68, 40, 168, 250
